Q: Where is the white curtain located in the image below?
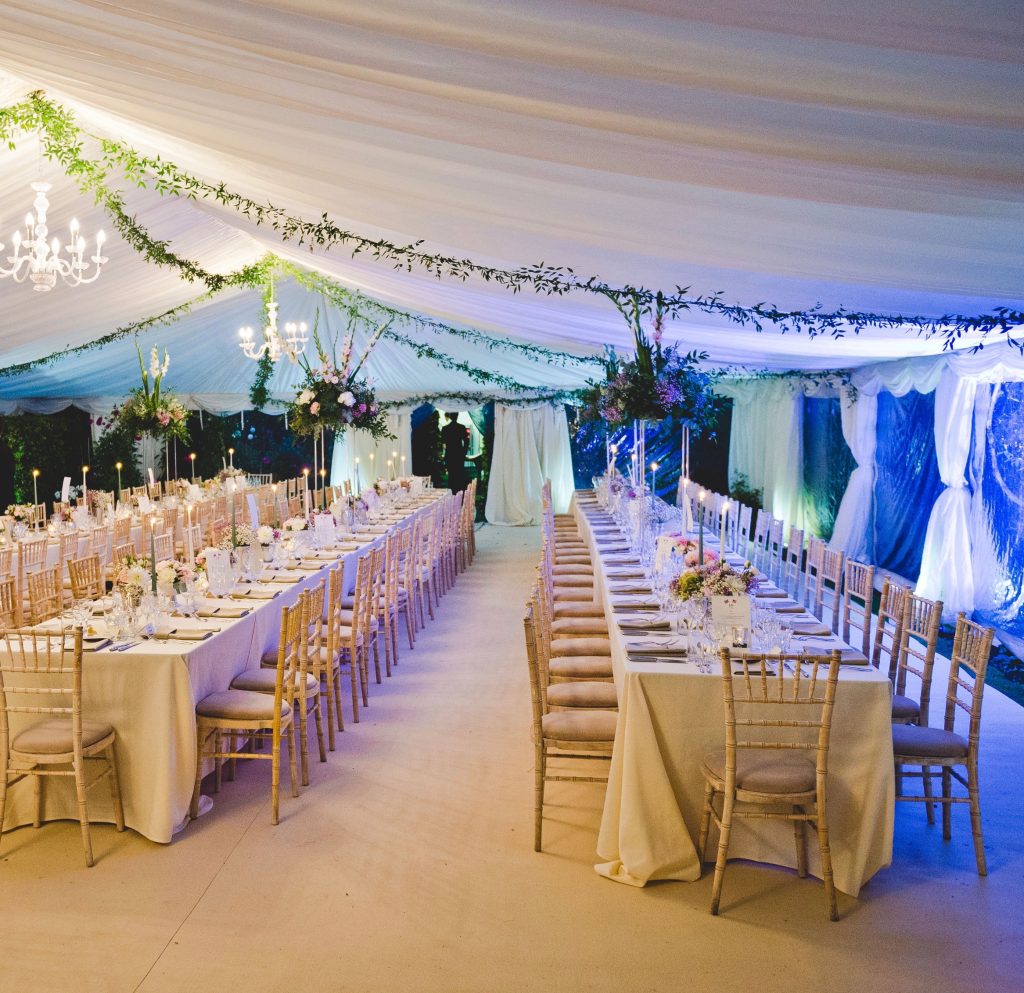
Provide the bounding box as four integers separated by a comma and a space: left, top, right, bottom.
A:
485, 404, 574, 526
722, 380, 805, 532
915, 369, 977, 619
329, 410, 412, 493
829, 389, 877, 558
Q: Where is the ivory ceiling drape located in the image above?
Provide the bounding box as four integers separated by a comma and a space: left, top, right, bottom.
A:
485, 404, 574, 525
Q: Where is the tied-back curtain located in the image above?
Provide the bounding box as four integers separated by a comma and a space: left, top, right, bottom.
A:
915, 369, 977, 618
829, 389, 877, 559
485, 404, 574, 525
330, 410, 412, 493
723, 380, 805, 532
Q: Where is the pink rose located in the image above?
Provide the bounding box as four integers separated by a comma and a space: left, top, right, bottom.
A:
157, 411, 171, 426
309, 401, 320, 416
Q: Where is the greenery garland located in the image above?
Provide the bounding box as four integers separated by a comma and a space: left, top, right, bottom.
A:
403, 390, 581, 408
2, 92, 1019, 351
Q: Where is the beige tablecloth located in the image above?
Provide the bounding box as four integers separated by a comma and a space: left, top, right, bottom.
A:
1, 495, 442, 843
573, 494, 894, 898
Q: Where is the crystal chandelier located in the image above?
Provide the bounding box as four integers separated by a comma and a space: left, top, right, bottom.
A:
0, 182, 108, 292
238, 283, 308, 363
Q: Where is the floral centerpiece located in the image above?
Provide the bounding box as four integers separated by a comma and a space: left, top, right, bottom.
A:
155, 559, 196, 593
256, 525, 280, 547
670, 560, 758, 601
115, 552, 153, 599
6, 503, 34, 522
579, 292, 718, 430
217, 466, 247, 483
282, 516, 309, 532
109, 344, 189, 443
287, 315, 393, 438
665, 534, 719, 567
219, 522, 257, 550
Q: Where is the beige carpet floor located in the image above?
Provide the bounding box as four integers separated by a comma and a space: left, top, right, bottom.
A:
0, 524, 1020, 993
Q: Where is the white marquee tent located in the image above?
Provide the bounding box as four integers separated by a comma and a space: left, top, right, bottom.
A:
0, 2, 1020, 538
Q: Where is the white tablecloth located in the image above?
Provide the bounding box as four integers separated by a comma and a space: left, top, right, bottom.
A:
572, 494, 894, 898
1, 495, 442, 843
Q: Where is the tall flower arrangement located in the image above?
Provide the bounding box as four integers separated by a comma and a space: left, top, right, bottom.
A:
579, 291, 717, 431
109, 343, 189, 442
287, 314, 393, 438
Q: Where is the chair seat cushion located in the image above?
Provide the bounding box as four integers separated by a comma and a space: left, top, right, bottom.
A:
891, 694, 920, 721
231, 667, 319, 694
702, 748, 817, 795
892, 724, 968, 758
196, 690, 291, 722
547, 681, 618, 709
541, 709, 617, 742
551, 637, 612, 657
552, 564, 593, 576
553, 603, 605, 619
552, 590, 595, 603
552, 617, 609, 638
549, 656, 614, 680
552, 575, 593, 588
11, 717, 114, 756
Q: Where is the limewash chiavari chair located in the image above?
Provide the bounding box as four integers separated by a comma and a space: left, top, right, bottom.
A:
404, 516, 427, 632
531, 585, 613, 684
811, 546, 845, 632
751, 512, 771, 573
26, 565, 64, 625
892, 593, 943, 728
88, 524, 111, 565
766, 518, 785, 584
341, 553, 374, 715
871, 578, 908, 683
378, 533, 401, 672
802, 536, 825, 610
892, 614, 994, 875
395, 525, 417, 649
841, 559, 875, 659
523, 605, 615, 853
194, 597, 301, 825
367, 544, 387, 681
699, 649, 844, 920
316, 565, 346, 745
113, 515, 132, 549
735, 503, 753, 560
0, 627, 125, 866
0, 576, 18, 630
780, 526, 804, 598
0, 546, 11, 578
153, 531, 175, 563
292, 582, 328, 783
68, 555, 105, 601
30, 503, 47, 529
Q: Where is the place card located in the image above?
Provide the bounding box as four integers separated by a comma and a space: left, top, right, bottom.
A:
247, 493, 261, 528
61, 476, 71, 502
709, 594, 751, 632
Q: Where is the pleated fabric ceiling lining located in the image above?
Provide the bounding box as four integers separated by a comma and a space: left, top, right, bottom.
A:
0, 0, 1021, 403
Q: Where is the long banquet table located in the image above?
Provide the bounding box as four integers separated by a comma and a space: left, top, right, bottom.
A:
1, 493, 443, 844
572, 492, 894, 898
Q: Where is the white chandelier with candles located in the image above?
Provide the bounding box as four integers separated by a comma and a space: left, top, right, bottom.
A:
0, 182, 107, 292
238, 283, 308, 363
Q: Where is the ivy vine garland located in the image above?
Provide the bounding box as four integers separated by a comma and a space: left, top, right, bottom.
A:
1, 91, 1019, 351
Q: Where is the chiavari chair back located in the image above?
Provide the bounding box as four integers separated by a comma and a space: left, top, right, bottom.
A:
26, 565, 64, 625
113, 516, 132, 548
68, 554, 105, 601
0, 627, 123, 865
153, 531, 175, 562
751, 511, 772, 572
892, 614, 994, 874
892, 593, 943, 726
88, 525, 111, 565
30, 503, 47, 529
395, 525, 417, 648
0, 576, 17, 630
871, 578, 908, 682
0, 546, 11, 578
841, 559, 875, 658
803, 536, 825, 609
780, 526, 804, 597
766, 518, 785, 583
812, 546, 845, 632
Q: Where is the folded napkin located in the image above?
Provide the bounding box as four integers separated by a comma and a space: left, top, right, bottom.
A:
609, 582, 653, 594
198, 606, 250, 618
611, 597, 661, 611
152, 628, 217, 641
624, 637, 688, 656
605, 569, 646, 579
789, 621, 831, 636
83, 638, 113, 652
773, 603, 805, 614
231, 589, 280, 600
618, 615, 670, 631
754, 588, 788, 599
